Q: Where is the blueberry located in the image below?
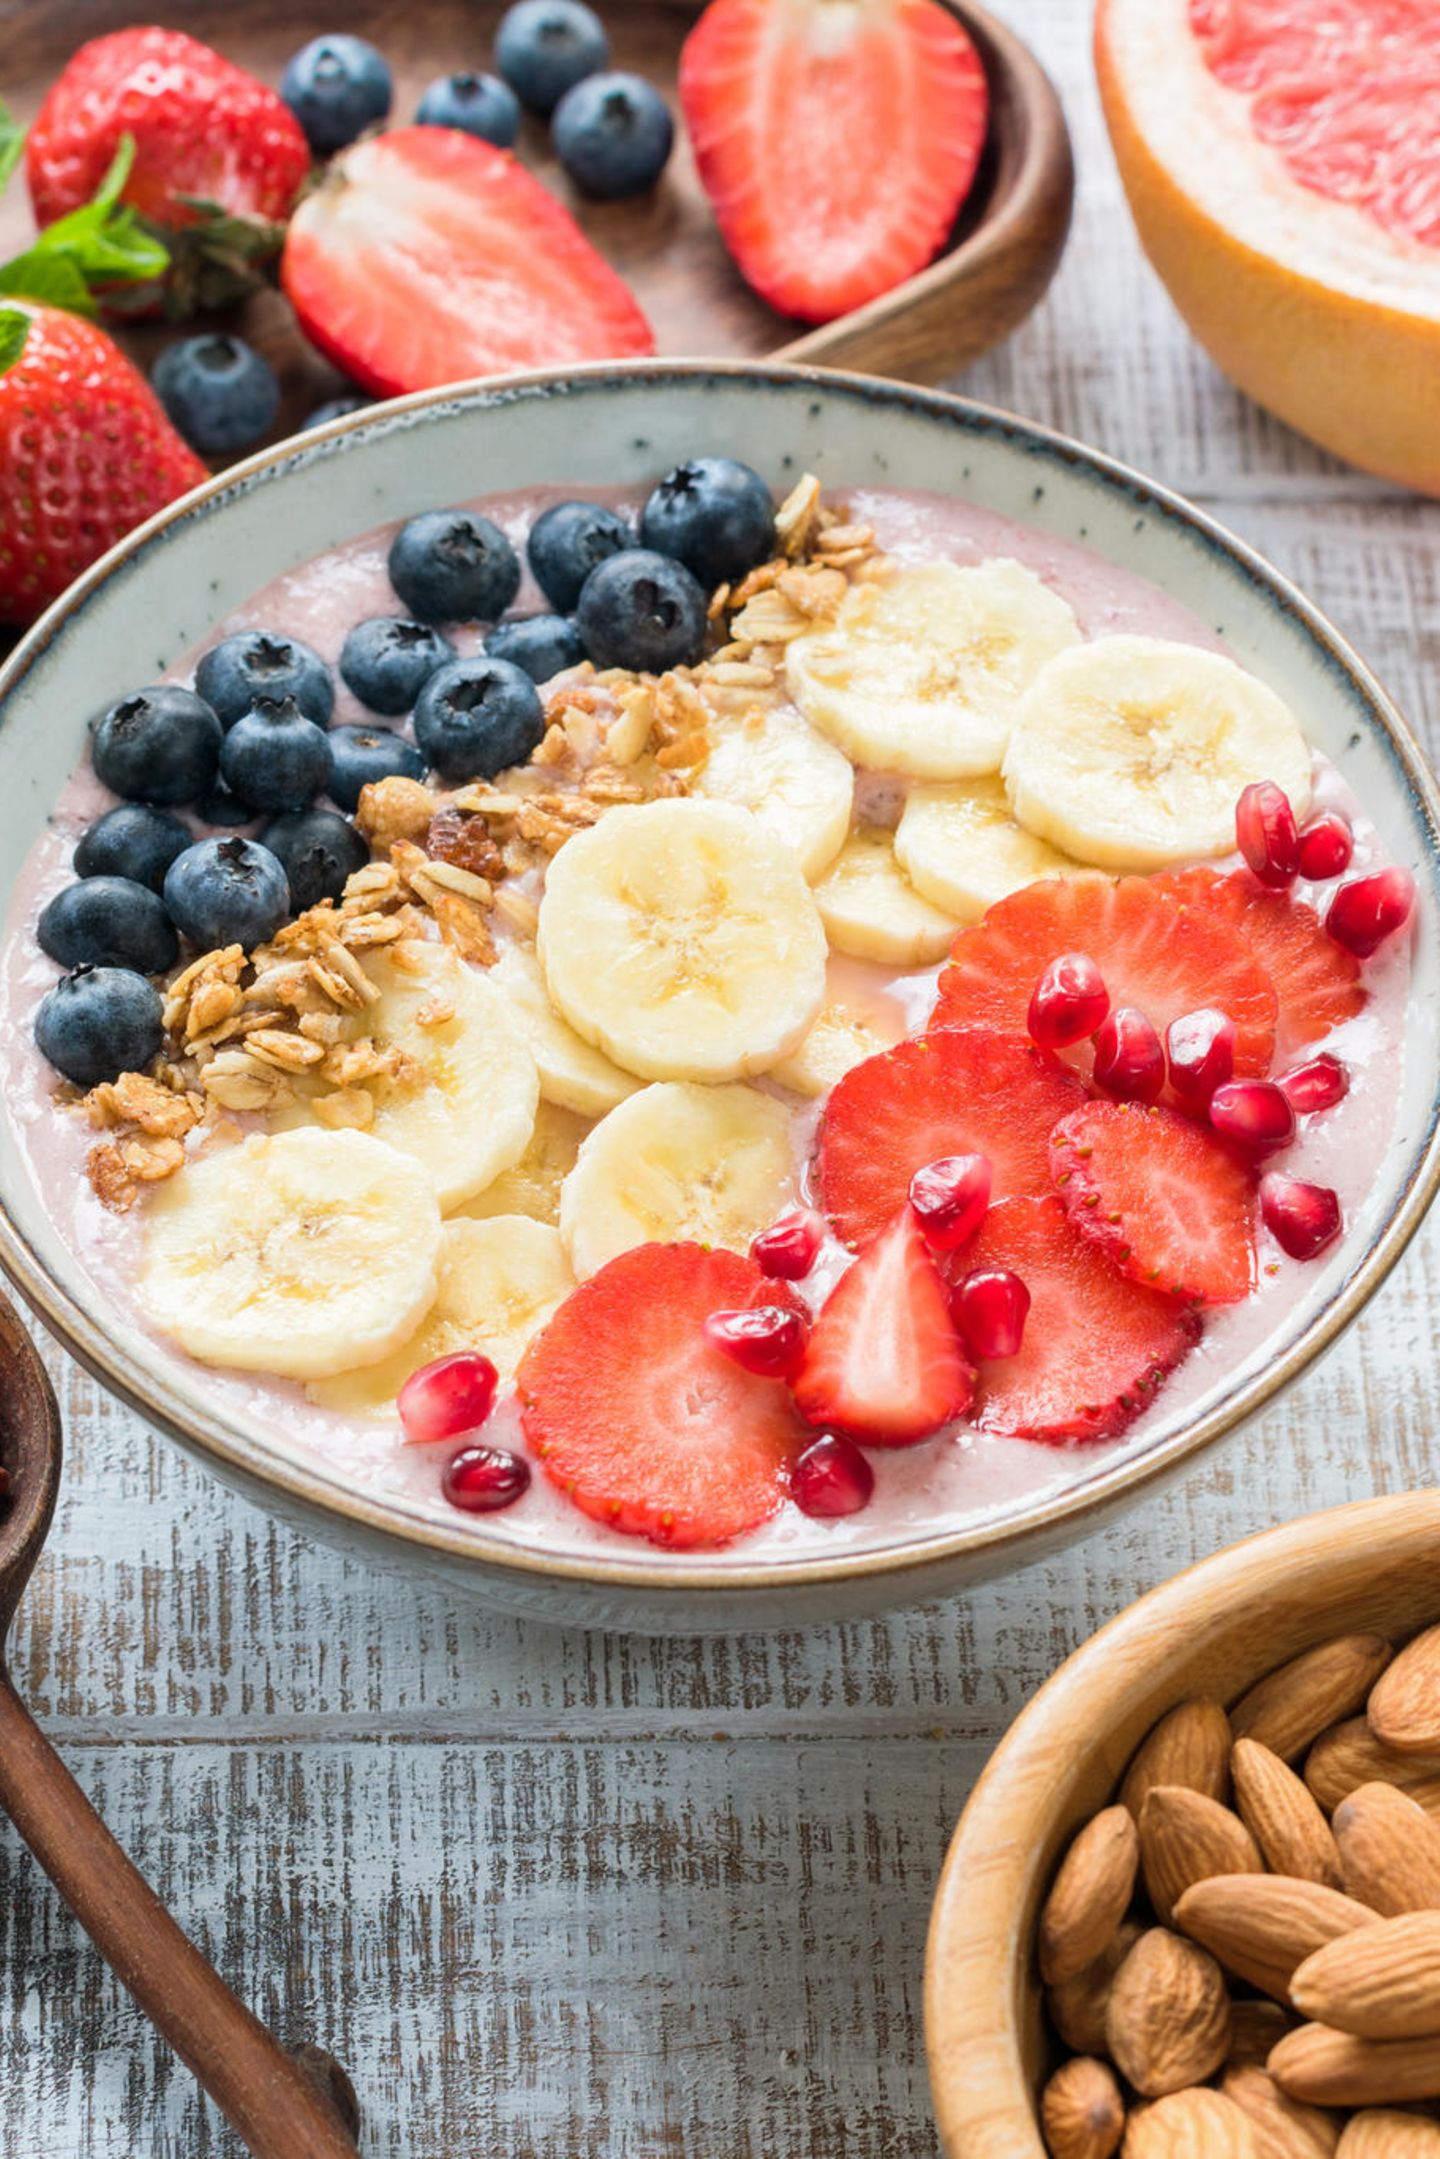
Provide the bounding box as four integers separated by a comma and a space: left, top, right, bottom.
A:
485, 613, 585, 683
494, 0, 609, 115
152, 336, 281, 456
73, 805, 191, 893
219, 696, 333, 815
260, 809, 369, 912
575, 549, 707, 672
526, 499, 632, 612
281, 33, 393, 153
305, 395, 371, 430
38, 877, 178, 976
340, 617, 456, 716
388, 510, 521, 624
640, 457, 775, 588
326, 724, 428, 812
35, 966, 165, 1088
164, 837, 291, 952
552, 72, 673, 199
194, 631, 334, 730
92, 686, 222, 807
415, 70, 521, 146
413, 657, 545, 782
197, 786, 254, 828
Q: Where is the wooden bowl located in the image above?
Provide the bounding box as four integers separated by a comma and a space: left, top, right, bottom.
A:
924, 1490, 1440, 2156
0, 0, 1072, 432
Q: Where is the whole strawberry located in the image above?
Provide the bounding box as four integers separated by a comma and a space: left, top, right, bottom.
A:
26, 28, 311, 315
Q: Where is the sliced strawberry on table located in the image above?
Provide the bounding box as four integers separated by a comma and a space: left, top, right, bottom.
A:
931, 875, 1278, 1080
280, 127, 655, 397
679, 0, 989, 325
815, 1025, 1087, 1252
516, 1243, 806, 1549
793, 1207, 974, 1446
1154, 866, 1364, 1060
1049, 1101, 1258, 1307
962, 1196, 1202, 1446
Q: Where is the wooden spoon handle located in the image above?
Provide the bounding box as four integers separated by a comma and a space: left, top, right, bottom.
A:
0, 1673, 360, 2157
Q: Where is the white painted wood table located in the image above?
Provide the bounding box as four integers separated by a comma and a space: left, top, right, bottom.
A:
6, 4, 1440, 2152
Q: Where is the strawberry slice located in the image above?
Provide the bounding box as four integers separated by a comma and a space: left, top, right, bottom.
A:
815, 1026, 1087, 1251
1154, 866, 1364, 1059
679, 0, 989, 325
963, 1197, 1202, 1445
793, 1207, 974, 1445
1050, 1102, 1258, 1306
280, 127, 654, 397
932, 875, 1278, 1080
516, 1243, 805, 1549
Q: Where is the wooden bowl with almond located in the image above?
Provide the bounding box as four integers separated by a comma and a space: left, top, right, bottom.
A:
926, 1491, 1440, 2158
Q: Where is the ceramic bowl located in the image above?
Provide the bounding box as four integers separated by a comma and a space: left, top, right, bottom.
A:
924, 1488, 1440, 2154
0, 362, 1437, 1632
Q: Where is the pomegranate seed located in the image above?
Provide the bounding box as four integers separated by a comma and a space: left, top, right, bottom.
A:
1326, 868, 1416, 959
1166, 1008, 1236, 1112
1209, 1080, 1296, 1155
1260, 1174, 1343, 1261
1278, 1053, 1349, 1116
908, 1153, 992, 1253
750, 1206, 824, 1281
442, 1444, 531, 1514
1028, 952, 1109, 1050
704, 1305, 808, 1383
1093, 1007, 1165, 1104
792, 1434, 875, 1519
952, 1267, 1030, 1361
1296, 812, 1354, 881
1235, 780, 1300, 888
398, 1351, 498, 1445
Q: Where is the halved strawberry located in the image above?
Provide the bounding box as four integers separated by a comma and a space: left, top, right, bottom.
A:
963, 1197, 1202, 1445
679, 0, 989, 325
1050, 1102, 1257, 1306
815, 1026, 1087, 1251
516, 1243, 806, 1549
1154, 866, 1364, 1059
793, 1208, 974, 1445
280, 127, 654, 397
932, 876, 1278, 1079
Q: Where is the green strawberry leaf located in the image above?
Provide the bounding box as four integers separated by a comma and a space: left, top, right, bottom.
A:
0, 306, 29, 377
0, 130, 170, 313
0, 100, 24, 199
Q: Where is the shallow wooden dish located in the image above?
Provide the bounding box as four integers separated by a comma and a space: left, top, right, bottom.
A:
924, 1490, 1440, 2157
0, 0, 1073, 431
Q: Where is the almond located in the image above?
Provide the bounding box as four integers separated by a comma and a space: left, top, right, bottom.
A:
1041, 2055, 1126, 2159
1041, 1806, 1142, 1983
1290, 1913, 1440, 2040
1334, 1783, 1440, 1916
1122, 1698, 1234, 1816
1173, 1875, 1380, 2002
1306, 1722, 1440, 1822
1233, 1638, 1395, 1764
1229, 2000, 1300, 2073
1139, 1785, 1264, 1925
1221, 2064, 1342, 2159
1335, 2111, 1440, 2156
1105, 1926, 1230, 2096
1233, 1738, 1344, 1889
1369, 1626, 1440, 1757
1049, 1921, 1144, 2054
1269, 2025, 1440, 2106
1122, 2088, 1259, 2157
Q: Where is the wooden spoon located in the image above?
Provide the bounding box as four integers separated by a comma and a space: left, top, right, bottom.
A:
0, 1294, 362, 2158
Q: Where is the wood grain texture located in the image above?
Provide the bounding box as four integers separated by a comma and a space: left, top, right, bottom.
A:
2, 0, 1440, 2152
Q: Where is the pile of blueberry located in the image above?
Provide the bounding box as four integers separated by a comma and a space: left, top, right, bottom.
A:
33, 456, 775, 1093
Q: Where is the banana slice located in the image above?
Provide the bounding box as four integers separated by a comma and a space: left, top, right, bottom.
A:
537, 799, 827, 1084
308, 1216, 574, 1416
490, 941, 639, 1117
770, 959, 908, 1097
812, 826, 960, 965
1004, 635, 1315, 872
894, 773, 1078, 921
694, 700, 854, 881
559, 1080, 796, 1279
142, 1127, 441, 1381
455, 1100, 591, 1226
785, 559, 1082, 779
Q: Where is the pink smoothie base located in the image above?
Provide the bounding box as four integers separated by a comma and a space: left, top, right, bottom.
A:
0, 487, 1411, 1569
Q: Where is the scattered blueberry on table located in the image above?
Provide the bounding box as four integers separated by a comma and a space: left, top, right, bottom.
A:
281, 33, 393, 153
152, 336, 281, 457
415, 70, 521, 147
494, 0, 610, 115
552, 72, 674, 199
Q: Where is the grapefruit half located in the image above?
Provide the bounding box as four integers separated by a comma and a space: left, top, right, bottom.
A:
1096, 0, 1440, 490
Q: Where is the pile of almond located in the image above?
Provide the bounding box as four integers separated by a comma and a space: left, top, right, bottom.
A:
1036, 1619, 1440, 2157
